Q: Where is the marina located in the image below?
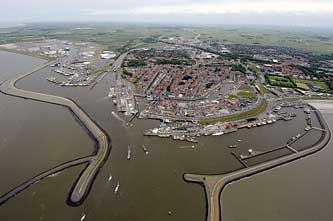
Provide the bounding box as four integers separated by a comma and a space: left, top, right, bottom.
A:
184, 102, 330, 221
143, 105, 299, 142
1, 28, 333, 221
10, 57, 326, 221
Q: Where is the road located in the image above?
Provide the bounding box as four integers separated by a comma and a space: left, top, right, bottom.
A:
90, 51, 130, 90
184, 102, 331, 221
0, 61, 110, 206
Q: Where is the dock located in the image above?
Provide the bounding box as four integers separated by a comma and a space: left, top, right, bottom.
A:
183, 102, 331, 221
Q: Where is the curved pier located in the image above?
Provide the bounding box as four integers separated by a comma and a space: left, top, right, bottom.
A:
0, 61, 110, 206
0, 156, 92, 205
184, 103, 331, 221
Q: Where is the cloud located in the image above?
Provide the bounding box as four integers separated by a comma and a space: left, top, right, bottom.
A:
1, 0, 333, 27
84, 1, 333, 16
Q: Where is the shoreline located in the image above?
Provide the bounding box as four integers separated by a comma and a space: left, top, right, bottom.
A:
184, 102, 331, 221
0, 48, 53, 62
0, 59, 111, 206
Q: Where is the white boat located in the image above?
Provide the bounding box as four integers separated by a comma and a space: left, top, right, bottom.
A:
114, 182, 120, 194
212, 132, 224, 136
80, 214, 86, 221
108, 175, 112, 182
127, 146, 131, 160
142, 145, 149, 155
48, 172, 61, 178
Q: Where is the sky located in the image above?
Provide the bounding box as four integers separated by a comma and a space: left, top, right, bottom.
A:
2, 0, 333, 28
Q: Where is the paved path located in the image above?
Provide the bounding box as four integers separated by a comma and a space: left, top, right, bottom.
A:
0, 61, 110, 205
184, 102, 331, 221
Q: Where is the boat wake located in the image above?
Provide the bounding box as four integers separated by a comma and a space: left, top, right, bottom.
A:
111, 111, 127, 125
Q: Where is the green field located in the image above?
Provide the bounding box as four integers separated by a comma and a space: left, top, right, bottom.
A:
267, 75, 296, 88
1, 23, 333, 55
195, 26, 333, 55
293, 78, 329, 91
0, 24, 197, 53
226, 94, 238, 100
199, 99, 268, 125
237, 90, 257, 99
236, 85, 258, 99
